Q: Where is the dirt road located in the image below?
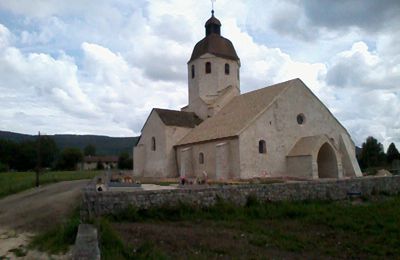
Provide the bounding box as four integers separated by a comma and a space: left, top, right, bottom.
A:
0, 179, 88, 231
0, 180, 89, 258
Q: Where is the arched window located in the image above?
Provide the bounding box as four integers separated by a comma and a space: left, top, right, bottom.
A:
297, 113, 306, 125
199, 152, 204, 164
151, 137, 156, 151
225, 63, 230, 75
191, 64, 195, 78
205, 62, 211, 74
259, 140, 266, 154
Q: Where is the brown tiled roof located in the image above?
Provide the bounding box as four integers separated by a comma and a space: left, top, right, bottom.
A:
177, 79, 299, 146
84, 156, 118, 163
189, 34, 239, 62
154, 108, 203, 128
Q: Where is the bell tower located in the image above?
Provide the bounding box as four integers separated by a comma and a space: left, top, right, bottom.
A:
182, 10, 241, 119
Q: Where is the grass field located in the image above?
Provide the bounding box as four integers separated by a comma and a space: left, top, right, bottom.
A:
0, 170, 99, 199
29, 194, 400, 259
99, 195, 400, 259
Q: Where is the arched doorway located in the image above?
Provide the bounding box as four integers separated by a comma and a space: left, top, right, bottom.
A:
317, 143, 338, 178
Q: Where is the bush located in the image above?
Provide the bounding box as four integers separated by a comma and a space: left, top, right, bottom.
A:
0, 162, 9, 172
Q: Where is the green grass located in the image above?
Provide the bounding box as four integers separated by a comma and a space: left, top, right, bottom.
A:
0, 170, 99, 198
29, 207, 81, 254
103, 195, 400, 259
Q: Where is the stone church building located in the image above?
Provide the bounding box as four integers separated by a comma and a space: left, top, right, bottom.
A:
133, 11, 362, 180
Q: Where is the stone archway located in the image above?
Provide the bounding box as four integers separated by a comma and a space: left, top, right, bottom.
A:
317, 142, 338, 178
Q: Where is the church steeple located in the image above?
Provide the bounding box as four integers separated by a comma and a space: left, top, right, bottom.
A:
205, 10, 221, 36
184, 9, 241, 120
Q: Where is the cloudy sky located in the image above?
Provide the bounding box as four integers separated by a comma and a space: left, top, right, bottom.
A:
0, 0, 399, 149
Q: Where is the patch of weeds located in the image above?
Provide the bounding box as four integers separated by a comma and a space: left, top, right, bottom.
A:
8, 246, 27, 257
134, 241, 169, 260
29, 207, 80, 254
97, 218, 131, 260
97, 218, 168, 260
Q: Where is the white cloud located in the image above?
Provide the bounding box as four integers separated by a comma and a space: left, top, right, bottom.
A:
0, 1, 398, 150
0, 24, 10, 49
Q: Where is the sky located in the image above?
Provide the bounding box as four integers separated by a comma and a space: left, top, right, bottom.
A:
0, 0, 399, 149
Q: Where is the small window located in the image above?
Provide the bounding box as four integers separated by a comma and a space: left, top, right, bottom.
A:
199, 152, 204, 164
151, 137, 156, 151
191, 64, 195, 78
297, 114, 306, 125
237, 68, 240, 80
259, 140, 266, 154
205, 62, 211, 74
225, 63, 230, 75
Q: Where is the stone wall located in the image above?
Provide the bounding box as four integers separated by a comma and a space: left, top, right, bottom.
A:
81, 176, 400, 219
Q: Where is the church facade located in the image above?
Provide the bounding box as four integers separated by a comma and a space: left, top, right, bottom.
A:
133, 12, 362, 180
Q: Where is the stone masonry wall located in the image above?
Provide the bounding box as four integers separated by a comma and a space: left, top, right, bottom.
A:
81, 176, 400, 219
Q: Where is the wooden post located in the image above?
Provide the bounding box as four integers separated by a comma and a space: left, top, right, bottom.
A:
36, 131, 41, 187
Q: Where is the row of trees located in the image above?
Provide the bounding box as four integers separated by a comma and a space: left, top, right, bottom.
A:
0, 137, 133, 172
358, 136, 400, 171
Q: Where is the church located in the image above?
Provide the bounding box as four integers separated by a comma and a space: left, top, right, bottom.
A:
133, 11, 362, 180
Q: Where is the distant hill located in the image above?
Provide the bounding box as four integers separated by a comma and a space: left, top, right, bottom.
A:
0, 130, 139, 156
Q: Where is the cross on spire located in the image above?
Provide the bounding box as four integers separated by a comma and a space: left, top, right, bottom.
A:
211, 0, 216, 15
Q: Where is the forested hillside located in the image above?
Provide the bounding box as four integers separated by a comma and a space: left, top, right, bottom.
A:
0, 130, 139, 155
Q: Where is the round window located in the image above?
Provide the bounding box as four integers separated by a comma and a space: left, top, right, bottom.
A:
297, 114, 305, 125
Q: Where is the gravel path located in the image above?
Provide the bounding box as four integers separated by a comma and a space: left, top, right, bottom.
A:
0, 179, 89, 259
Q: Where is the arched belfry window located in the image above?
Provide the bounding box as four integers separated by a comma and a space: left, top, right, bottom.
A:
151, 137, 156, 151
191, 64, 195, 79
225, 63, 230, 75
205, 62, 211, 74
199, 152, 204, 164
259, 140, 266, 154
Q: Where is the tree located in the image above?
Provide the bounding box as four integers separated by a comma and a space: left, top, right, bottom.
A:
387, 143, 400, 164
84, 144, 96, 156
359, 136, 386, 170
57, 148, 83, 170
38, 136, 59, 169
118, 152, 133, 170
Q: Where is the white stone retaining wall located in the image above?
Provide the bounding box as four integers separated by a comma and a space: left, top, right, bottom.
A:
81, 176, 400, 219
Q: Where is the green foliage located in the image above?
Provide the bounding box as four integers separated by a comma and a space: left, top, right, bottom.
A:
97, 218, 134, 259
0, 130, 138, 156
56, 148, 83, 170
359, 136, 386, 170
0, 170, 99, 198
118, 152, 133, 170
38, 136, 59, 168
30, 208, 80, 253
84, 144, 96, 156
0, 161, 8, 172
0, 136, 58, 171
387, 143, 400, 164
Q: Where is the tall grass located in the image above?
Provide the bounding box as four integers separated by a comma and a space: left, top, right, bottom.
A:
29, 207, 81, 254
106, 195, 400, 258
0, 170, 99, 198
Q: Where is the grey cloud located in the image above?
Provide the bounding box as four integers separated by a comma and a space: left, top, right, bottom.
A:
326, 53, 366, 88
303, 0, 400, 32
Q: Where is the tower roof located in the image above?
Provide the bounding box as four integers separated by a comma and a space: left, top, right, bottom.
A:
189, 11, 239, 63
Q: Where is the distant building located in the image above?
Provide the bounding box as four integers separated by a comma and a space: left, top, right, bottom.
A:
133, 11, 362, 180
80, 156, 118, 170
